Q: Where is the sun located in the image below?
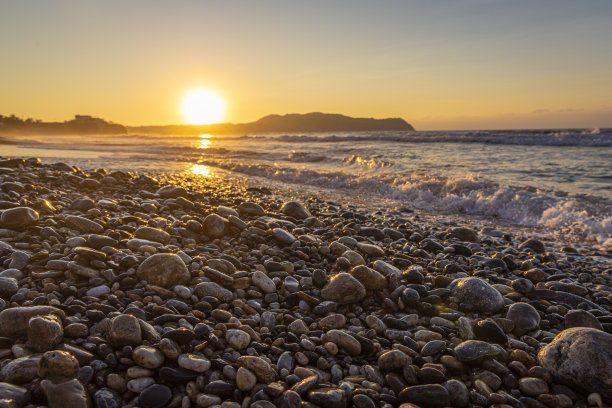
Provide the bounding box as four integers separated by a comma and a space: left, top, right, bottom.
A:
181, 89, 225, 125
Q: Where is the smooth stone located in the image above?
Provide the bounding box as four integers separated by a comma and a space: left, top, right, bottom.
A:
448, 277, 505, 313
86, 285, 111, 298
133, 346, 165, 369
450, 227, 479, 243
177, 353, 210, 372
0, 207, 39, 229
108, 314, 142, 346
518, 238, 545, 253
158, 367, 198, 383
307, 388, 347, 408
318, 314, 346, 331
135, 226, 171, 244
443, 379, 470, 408
272, 228, 297, 244
518, 377, 549, 397
93, 387, 122, 408
236, 356, 275, 382
139, 384, 172, 408
453, 340, 503, 362
278, 390, 302, 408
1, 356, 40, 383
378, 350, 411, 371
238, 202, 265, 216
225, 329, 251, 349
349, 265, 387, 290
0, 306, 64, 337
473, 320, 508, 344
65, 215, 104, 233
38, 350, 80, 380
399, 384, 450, 407
136, 253, 190, 287
564, 309, 604, 330
127, 377, 155, 393
26, 314, 63, 352
0, 382, 29, 406
156, 185, 187, 198
204, 380, 234, 396
322, 330, 361, 356
252, 270, 276, 293
538, 327, 612, 401
236, 367, 257, 391
288, 319, 309, 335
194, 281, 233, 302
281, 201, 311, 219
41, 378, 90, 408
203, 214, 227, 238
356, 242, 385, 257
352, 394, 376, 408
0, 277, 18, 299
321, 273, 366, 304
506, 302, 540, 336
277, 352, 295, 372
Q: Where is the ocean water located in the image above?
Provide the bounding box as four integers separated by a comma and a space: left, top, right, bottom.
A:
2, 129, 611, 249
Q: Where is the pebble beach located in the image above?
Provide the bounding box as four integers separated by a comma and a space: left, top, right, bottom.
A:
0, 156, 611, 408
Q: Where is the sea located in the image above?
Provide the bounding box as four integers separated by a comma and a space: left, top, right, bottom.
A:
1, 128, 611, 250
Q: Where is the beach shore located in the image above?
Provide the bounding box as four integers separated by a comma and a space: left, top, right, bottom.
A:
0, 157, 611, 408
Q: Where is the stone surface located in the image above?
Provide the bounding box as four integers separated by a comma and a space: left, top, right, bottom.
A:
139, 384, 172, 408
506, 302, 540, 336
321, 273, 366, 304
93, 388, 122, 408
38, 350, 80, 380
564, 309, 604, 330
194, 281, 233, 302
349, 265, 387, 290
0, 277, 18, 299
136, 253, 190, 287
203, 214, 227, 238
225, 329, 251, 350
448, 277, 505, 313
41, 378, 90, 408
538, 327, 612, 402
281, 201, 311, 219
0, 306, 65, 337
454, 340, 503, 362
0, 206, 39, 228
108, 314, 142, 346
133, 346, 165, 369
26, 314, 63, 352
1, 356, 40, 384
236, 367, 257, 391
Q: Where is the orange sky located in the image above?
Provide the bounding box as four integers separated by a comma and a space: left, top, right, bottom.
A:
1, 1, 611, 130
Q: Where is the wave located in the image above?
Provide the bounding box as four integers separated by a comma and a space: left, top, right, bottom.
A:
192, 158, 612, 248
260, 129, 612, 147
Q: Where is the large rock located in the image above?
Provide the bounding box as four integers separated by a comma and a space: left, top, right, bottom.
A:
38, 350, 80, 381
0, 306, 65, 337
0, 207, 39, 229
281, 201, 311, 219
108, 314, 142, 346
202, 214, 227, 238
194, 281, 233, 303
134, 227, 171, 244
506, 302, 540, 336
136, 253, 190, 287
538, 327, 612, 402
26, 314, 63, 352
448, 277, 505, 313
349, 265, 387, 290
321, 273, 366, 304
41, 378, 91, 408
65, 215, 104, 234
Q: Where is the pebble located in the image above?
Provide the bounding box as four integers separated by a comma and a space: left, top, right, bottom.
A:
41, 378, 90, 408
139, 384, 172, 408
136, 253, 191, 287
108, 314, 142, 346
37, 350, 80, 380
133, 346, 165, 368
506, 302, 541, 335
177, 353, 211, 372
448, 277, 505, 312
321, 273, 366, 304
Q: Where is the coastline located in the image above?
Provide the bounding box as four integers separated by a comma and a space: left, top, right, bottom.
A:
0, 157, 611, 407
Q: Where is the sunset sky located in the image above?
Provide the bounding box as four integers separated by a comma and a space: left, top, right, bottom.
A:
1, 0, 611, 130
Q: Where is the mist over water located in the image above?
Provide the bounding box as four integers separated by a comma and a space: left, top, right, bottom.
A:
2, 129, 611, 248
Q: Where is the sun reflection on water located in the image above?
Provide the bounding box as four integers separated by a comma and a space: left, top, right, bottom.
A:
198, 134, 213, 149
191, 164, 212, 176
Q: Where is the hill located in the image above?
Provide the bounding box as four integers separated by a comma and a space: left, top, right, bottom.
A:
129, 112, 415, 134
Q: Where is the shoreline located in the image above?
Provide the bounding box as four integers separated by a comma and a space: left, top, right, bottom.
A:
0, 157, 612, 407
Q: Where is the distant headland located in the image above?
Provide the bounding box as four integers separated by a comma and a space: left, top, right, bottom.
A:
0, 112, 414, 135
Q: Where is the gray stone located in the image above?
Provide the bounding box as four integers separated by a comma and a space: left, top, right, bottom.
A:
506, 302, 540, 336
134, 226, 171, 244
349, 265, 387, 290
38, 350, 80, 381
203, 214, 227, 238
564, 309, 604, 330
454, 340, 503, 362
108, 314, 142, 346
41, 378, 90, 408
448, 277, 505, 313
321, 273, 366, 304
538, 327, 612, 402
281, 201, 311, 219
136, 253, 190, 287
0, 277, 18, 299
194, 281, 233, 302
399, 384, 450, 407
65, 215, 104, 233
0, 207, 39, 229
